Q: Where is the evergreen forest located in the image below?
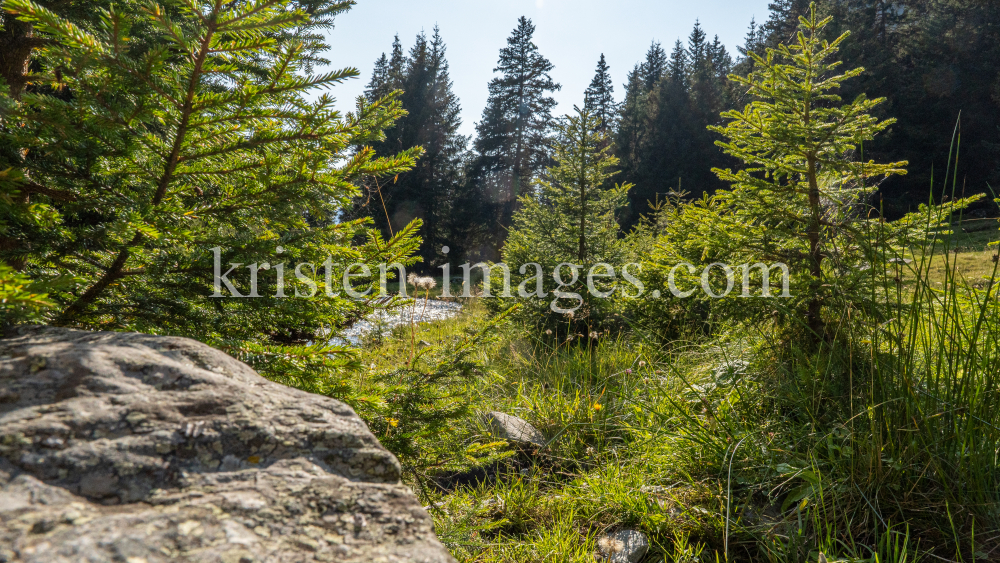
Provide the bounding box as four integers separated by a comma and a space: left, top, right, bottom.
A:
2, 0, 1000, 561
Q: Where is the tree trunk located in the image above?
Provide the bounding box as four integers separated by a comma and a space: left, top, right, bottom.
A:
57, 14, 218, 324
806, 153, 825, 341
578, 134, 587, 263
0, 11, 45, 271
0, 12, 40, 101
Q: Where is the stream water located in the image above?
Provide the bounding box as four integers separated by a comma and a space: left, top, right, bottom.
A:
336, 299, 463, 345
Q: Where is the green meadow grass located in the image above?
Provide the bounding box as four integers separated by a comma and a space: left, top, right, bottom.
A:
351, 233, 1000, 562
919, 219, 999, 288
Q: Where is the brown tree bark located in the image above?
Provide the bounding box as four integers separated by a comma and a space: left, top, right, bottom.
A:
0, 12, 44, 101
806, 153, 826, 342
57, 13, 219, 324
0, 11, 45, 271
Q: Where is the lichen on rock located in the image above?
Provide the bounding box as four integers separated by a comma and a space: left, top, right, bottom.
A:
0, 326, 454, 563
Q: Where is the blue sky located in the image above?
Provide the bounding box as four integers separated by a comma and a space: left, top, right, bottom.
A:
320, 0, 772, 138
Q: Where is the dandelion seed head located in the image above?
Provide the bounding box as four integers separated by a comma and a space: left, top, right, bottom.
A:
597, 536, 624, 555
415, 276, 436, 290
589, 332, 598, 339
407, 272, 418, 286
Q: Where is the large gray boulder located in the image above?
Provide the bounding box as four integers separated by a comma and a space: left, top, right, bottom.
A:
0, 326, 455, 563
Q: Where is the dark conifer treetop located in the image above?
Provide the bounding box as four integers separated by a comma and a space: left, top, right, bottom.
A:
640, 42, 668, 91
765, 0, 814, 46
614, 21, 734, 227
687, 22, 708, 72
468, 16, 561, 255
668, 40, 689, 84
354, 27, 468, 268
366, 53, 393, 102
584, 54, 617, 134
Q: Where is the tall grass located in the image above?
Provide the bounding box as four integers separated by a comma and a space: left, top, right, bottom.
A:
343, 143, 999, 562
855, 175, 1000, 556
725, 139, 1000, 559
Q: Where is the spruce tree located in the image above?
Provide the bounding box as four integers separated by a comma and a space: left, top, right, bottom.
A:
629, 39, 700, 215
613, 65, 648, 219
687, 22, 708, 73
388, 34, 406, 87
616, 28, 735, 226
0, 0, 149, 273
615, 44, 668, 224
709, 36, 734, 79
753, 0, 1000, 215
0, 0, 423, 383
409, 27, 467, 268
353, 28, 467, 268
687, 23, 732, 121
689, 30, 734, 194
365, 53, 393, 102
0, 0, 131, 101
709, 5, 909, 340
735, 18, 768, 76
648, 41, 700, 194
640, 42, 668, 91
469, 16, 561, 253
584, 54, 616, 134
503, 108, 633, 332
766, 0, 814, 46
667, 40, 689, 85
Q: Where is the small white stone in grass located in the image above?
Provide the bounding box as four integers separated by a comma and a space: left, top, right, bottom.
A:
481, 412, 545, 448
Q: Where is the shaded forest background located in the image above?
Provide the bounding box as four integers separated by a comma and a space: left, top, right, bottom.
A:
349, 0, 1000, 268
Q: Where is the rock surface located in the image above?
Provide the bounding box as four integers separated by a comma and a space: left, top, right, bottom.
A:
597, 529, 649, 563
0, 326, 455, 563
481, 411, 545, 448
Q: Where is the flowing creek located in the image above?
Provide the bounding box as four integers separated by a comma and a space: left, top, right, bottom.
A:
335, 299, 463, 345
